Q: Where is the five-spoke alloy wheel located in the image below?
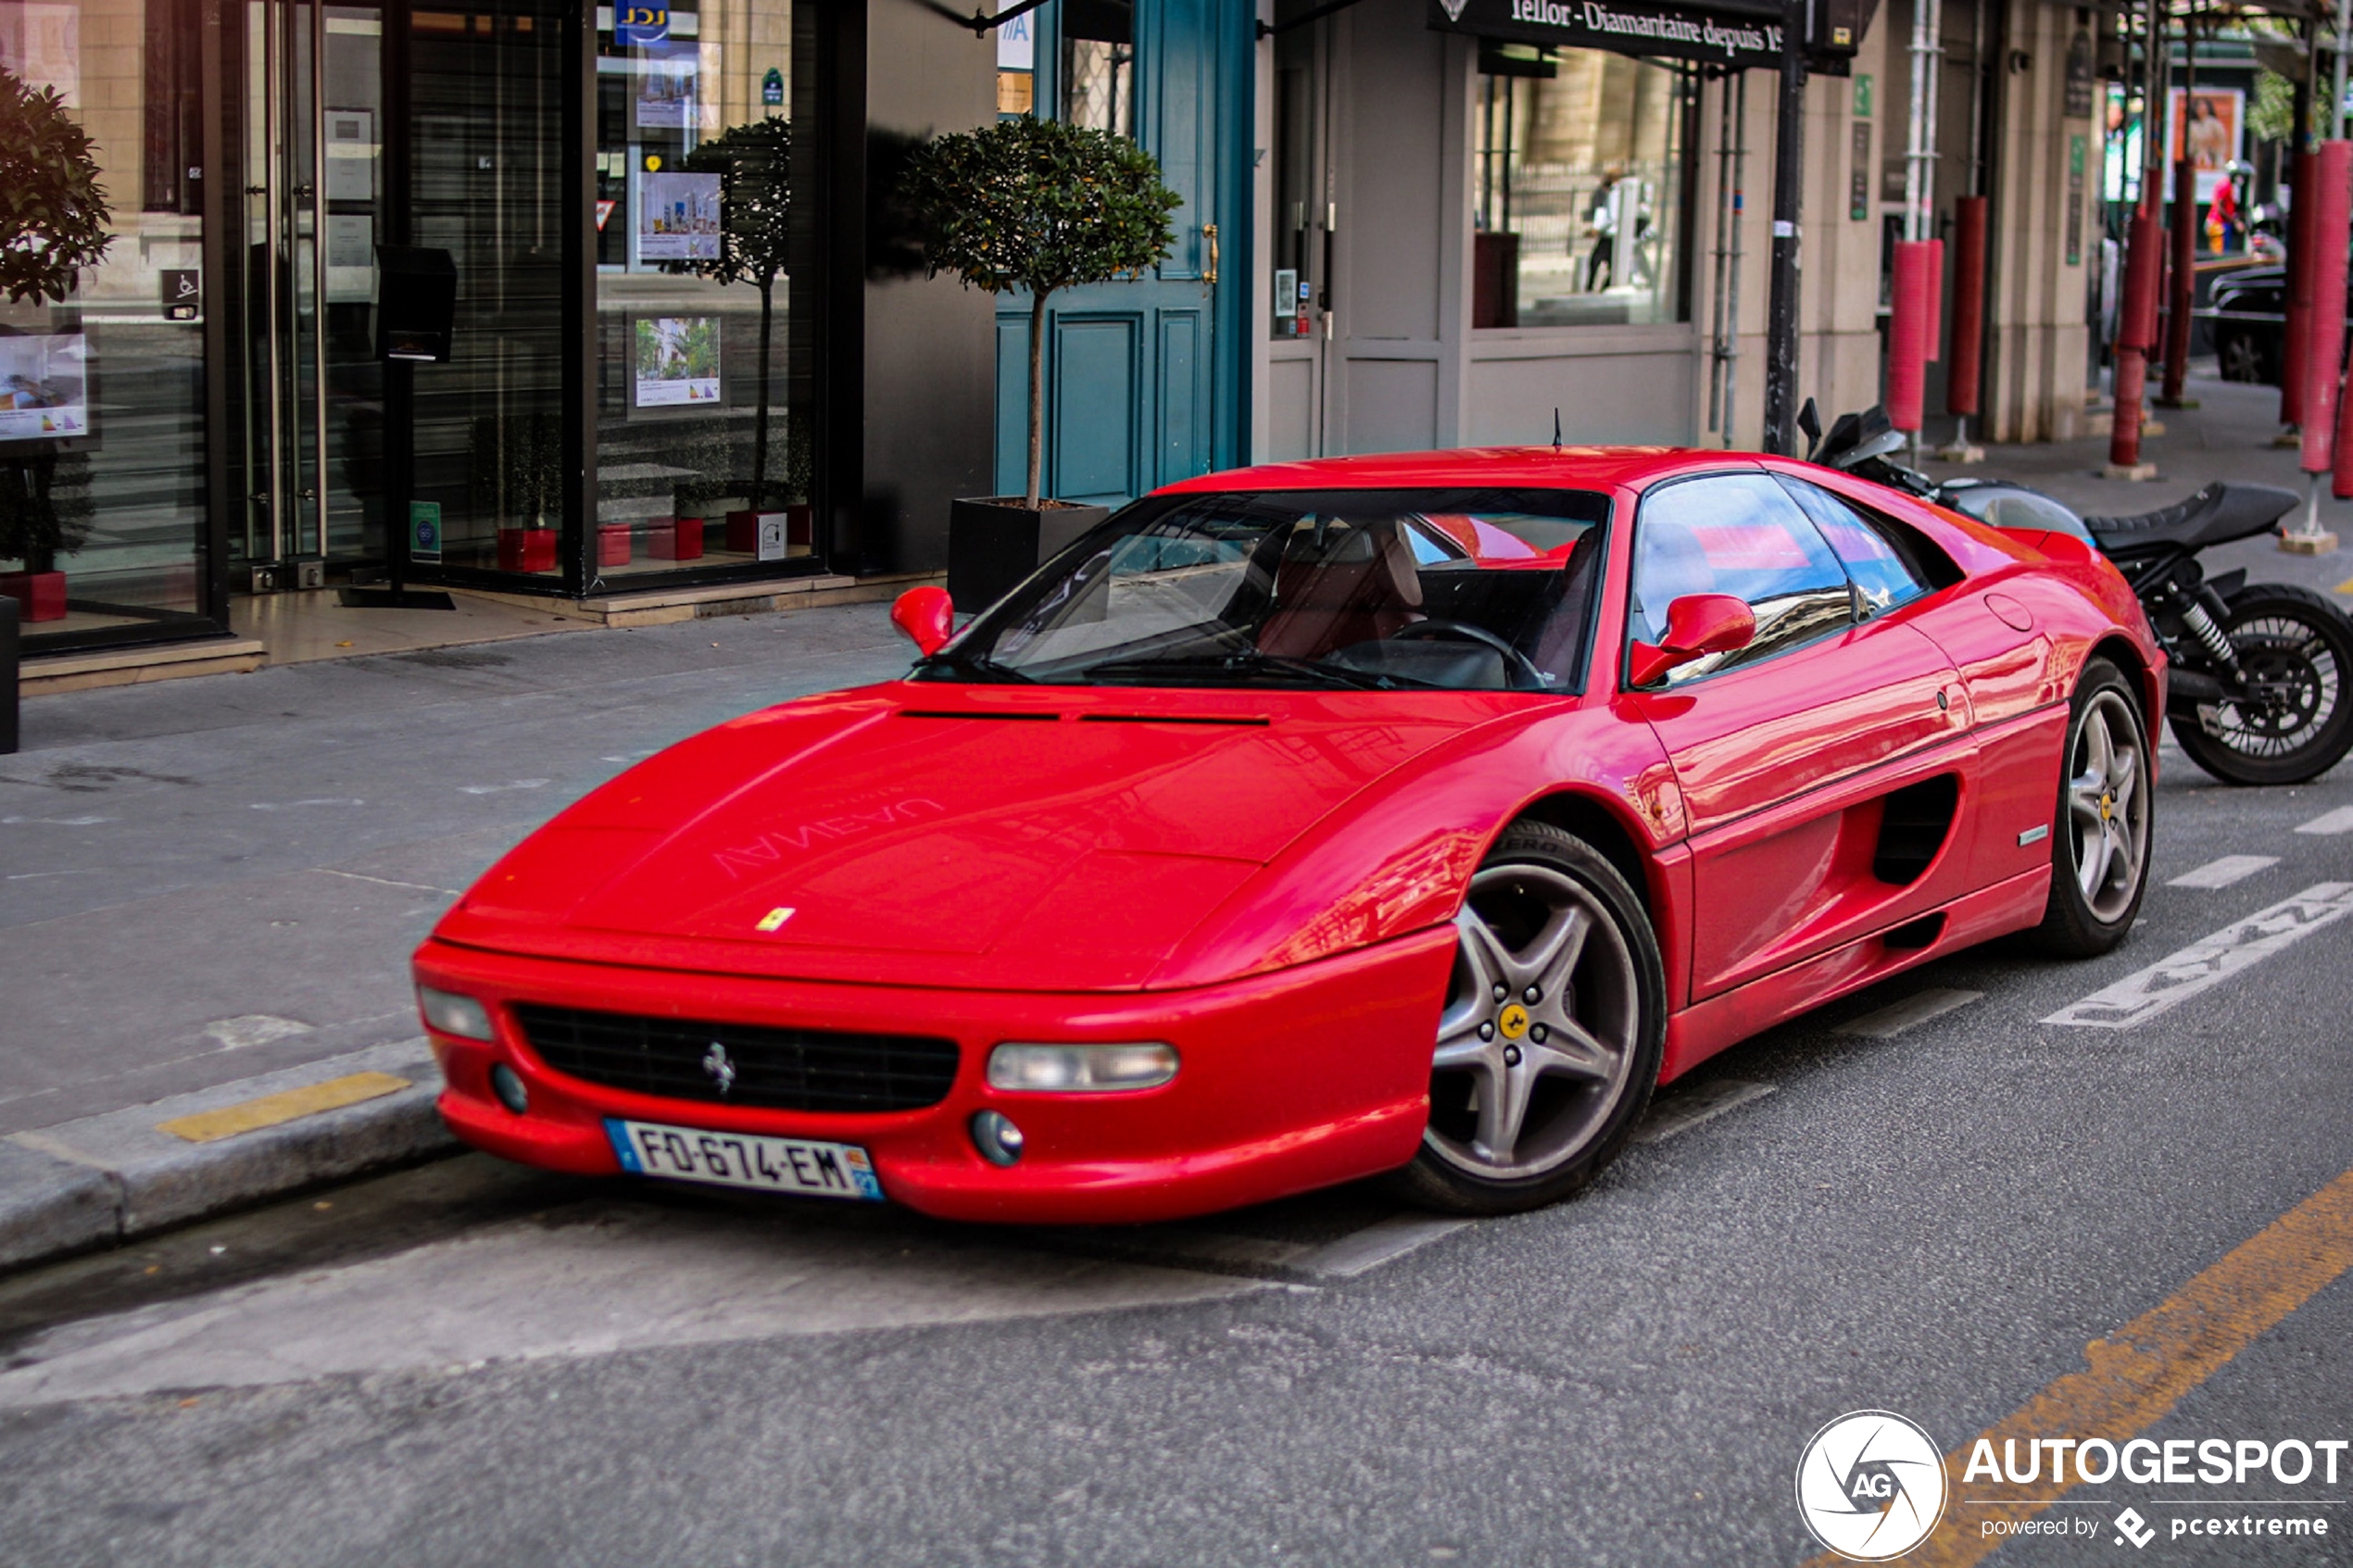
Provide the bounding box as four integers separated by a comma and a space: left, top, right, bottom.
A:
2032, 659, 2153, 956
1394, 822, 1665, 1214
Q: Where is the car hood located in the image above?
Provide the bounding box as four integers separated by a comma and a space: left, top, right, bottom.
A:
436, 683, 1520, 990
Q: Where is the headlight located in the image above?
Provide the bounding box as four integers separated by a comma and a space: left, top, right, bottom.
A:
986, 1042, 1178, 1093
417, 985, 495, 1041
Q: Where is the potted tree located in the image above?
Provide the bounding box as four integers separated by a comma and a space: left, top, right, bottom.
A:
679, 119, 810, 558
902, 116, 1178, 609
0, 66, 113, 621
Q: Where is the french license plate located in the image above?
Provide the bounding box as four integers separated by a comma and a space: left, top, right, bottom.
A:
605, 1118, 884, 1201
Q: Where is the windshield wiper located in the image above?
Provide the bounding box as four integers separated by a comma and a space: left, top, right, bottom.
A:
1080, 652, 1434, 691
911, 648, 1037, 684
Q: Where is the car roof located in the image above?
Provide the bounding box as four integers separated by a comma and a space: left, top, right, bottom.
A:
1155, 446, 1759, 497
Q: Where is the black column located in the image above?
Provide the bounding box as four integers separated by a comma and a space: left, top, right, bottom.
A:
1761, 0, 1807, 455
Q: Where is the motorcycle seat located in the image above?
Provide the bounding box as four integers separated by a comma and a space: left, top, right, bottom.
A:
2082, 482, 2300, 552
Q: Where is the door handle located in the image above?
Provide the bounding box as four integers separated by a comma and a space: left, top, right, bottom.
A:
1203, 223, 1219, 285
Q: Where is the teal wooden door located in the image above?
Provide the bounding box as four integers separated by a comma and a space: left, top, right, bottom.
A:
995, 0, 1249, 506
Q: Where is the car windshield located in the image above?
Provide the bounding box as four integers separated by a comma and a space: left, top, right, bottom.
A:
928, 488, 1611, 692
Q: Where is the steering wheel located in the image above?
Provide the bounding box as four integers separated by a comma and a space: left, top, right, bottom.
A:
1389, 619, 1549, 690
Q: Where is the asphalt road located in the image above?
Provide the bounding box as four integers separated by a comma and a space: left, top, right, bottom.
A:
2, 703, 2349, 1564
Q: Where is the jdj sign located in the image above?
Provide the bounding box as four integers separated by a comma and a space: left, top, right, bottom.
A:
1428, 0, 1783, 69
613, 5, 668, 46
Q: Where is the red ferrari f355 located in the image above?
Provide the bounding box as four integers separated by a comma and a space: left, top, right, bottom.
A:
413, 447, 2159, 1221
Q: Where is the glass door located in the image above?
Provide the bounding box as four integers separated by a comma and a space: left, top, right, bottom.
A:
238, 0, 384, 589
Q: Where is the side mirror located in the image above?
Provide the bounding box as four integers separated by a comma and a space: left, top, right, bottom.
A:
1627, 593, 1756, 688
1797, 396, 1822, 459
890, 585, 956, 657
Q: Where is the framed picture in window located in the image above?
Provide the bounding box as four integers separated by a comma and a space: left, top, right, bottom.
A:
631, 315, 723, 414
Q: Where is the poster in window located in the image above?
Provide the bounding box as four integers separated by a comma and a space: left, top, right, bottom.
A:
634, 316, 722, 408
637, 171, 721, 261
0, 3, 79, 103
2165, 87, 2243, 202
0, 332, 90, 443
631, 41, 697, 132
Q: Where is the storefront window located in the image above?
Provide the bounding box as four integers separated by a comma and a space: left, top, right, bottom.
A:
3, 0, 213, 647
1473, 48, 1693, 328
594, 0, 812, 581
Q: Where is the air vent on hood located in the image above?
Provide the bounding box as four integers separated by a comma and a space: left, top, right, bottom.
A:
896, 709, 1062, 721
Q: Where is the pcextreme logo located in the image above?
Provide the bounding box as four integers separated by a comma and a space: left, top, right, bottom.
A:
1794, 1411, 1950, 1561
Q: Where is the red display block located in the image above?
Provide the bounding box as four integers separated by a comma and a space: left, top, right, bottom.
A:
648, 517, 703, 561
598, 523, 632, 567
496, 528, 558, 573
0, 570, 68, 621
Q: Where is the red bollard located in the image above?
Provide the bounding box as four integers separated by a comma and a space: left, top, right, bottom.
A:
1946, 196, 1988, 420
2110, 203, 2166, 470
2300, 143, 2353, 478
1887, 240, 1941, 433
2160, 161, 2197, 406
2334, 368, 2353, 498
2284, 162, 2316, 429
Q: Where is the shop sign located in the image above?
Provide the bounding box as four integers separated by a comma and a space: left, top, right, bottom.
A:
409, 500, 443, 564
613, 5, 668, 46
1428, 0, 1783, 70
2066, 133, 2086, 268
1848, 122, 1870, 220
2065, 29, 2095, 120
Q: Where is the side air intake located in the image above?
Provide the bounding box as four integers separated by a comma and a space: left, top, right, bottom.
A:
1872, 774, 1960, 885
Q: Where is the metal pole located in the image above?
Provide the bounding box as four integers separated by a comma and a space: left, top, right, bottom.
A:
1904, 0, 1938, 244
2339, 0, 2351, 141
262, 0, 284, 574
308, 0, 329, 569
1726, 69, 1748, 448
1762, 0, 1806, 455
1708, 71, 1735, 436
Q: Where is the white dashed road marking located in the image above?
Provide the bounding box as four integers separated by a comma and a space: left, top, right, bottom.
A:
1835, 987, 1985, 1039
2167, 855, 2281, 889
1291, 1214, 1473, 1278
2296, 806, 2353, 835
1636, 1078, 1777, 1143
2043, 883, 2353, 1028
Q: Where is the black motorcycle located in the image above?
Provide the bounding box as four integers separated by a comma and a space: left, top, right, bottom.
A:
1804, 403, 2353, 786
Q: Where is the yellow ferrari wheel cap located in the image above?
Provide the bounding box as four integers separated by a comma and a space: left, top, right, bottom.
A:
1497, 1003, 1530, 1040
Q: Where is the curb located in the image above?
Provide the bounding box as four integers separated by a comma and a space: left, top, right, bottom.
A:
0, 1038, 457, 1273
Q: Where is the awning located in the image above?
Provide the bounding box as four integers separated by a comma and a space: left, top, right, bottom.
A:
1427, 0, 1786, 71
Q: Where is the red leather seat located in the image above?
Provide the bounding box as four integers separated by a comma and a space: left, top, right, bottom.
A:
1256, 523, 1426, 659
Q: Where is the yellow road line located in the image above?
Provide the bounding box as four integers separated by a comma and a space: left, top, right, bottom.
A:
156, 1072, 412, 1144
1809, 1166, 2353, 1567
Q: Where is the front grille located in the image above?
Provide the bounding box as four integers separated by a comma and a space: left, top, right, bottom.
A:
511, 1003, 960, 1114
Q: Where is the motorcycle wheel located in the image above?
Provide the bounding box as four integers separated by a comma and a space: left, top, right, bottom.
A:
2216, 328, 2267, 384
2170, 584, 2353, 785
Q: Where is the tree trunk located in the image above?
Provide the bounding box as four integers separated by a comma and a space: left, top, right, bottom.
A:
1026, 289, 1050, 509
751, 273, 776, 510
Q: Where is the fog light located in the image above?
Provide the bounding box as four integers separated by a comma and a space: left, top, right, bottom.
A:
970, 1110, 1025, 1166
986, 1042, 1178, 1093
417, 985, 495, 1041
489, 1061, 529, 1115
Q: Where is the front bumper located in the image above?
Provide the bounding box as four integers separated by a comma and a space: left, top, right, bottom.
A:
412, 929, 1454, 1224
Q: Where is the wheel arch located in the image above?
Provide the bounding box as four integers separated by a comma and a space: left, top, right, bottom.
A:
1510, 788, 1657, 920
2089, 632, 2160, 728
